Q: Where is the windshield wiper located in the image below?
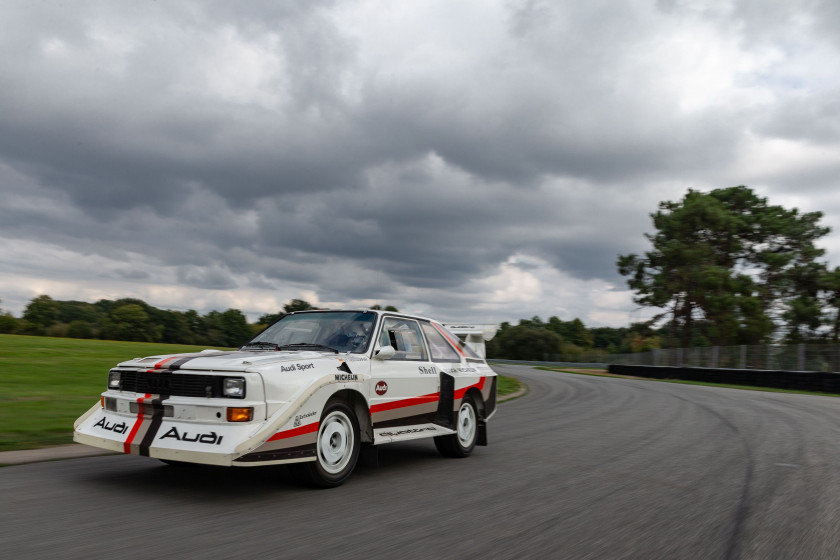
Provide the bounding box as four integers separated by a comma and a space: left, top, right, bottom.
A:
275, 343, 339, 354
240, 341, 280, 351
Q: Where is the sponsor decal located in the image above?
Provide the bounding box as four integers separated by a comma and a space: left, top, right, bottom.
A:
159, 426, 224, 445
281, 362, 315, 372
380, 426, 438, 437
94, 417, 129, 434
418, 365, 438, 375
345, 356, 369, 362
293, 410, 317, 427
335, 373, 359, 382
375, 381, 388, 395
449, 367, 478, 374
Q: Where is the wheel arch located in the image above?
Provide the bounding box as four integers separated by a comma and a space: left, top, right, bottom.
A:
464, 387, 488, 447
328, 388, 373, 444
465, 387, 486, 418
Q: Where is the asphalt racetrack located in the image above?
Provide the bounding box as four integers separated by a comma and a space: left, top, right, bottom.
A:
3, 365, 840, 559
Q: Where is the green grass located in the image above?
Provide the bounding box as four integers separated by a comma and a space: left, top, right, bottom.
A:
497, 375, 522, 397
538, 366, 840, 398
0, 334, 228, 452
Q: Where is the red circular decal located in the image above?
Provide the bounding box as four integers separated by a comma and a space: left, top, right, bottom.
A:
375, 381, 388, 395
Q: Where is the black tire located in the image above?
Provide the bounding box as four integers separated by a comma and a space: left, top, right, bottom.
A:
291, 400, 360, 488
434, 394, 479, 458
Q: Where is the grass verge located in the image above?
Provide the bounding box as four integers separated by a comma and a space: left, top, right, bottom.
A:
497, 375, 521, 397
537, 366, 840, 398
0, 334, 228, 452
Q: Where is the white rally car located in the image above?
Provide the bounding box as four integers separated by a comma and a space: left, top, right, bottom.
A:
74, 310, 498, 487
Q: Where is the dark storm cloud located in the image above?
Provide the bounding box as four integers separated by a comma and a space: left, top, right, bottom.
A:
1, 0, 839, 325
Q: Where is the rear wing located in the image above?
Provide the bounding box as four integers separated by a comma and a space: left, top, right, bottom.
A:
442, 324, 499, 359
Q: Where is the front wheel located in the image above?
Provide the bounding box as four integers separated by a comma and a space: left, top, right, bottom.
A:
434, 395, 479, 458
291, 400, 360, 488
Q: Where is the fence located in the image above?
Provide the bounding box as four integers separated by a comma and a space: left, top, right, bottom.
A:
547, 344, 840, 373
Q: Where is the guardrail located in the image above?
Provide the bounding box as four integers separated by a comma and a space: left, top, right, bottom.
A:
608, 364, 840, 393
488, 359, 607, 368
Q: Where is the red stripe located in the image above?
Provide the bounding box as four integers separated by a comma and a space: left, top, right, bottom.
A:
123, 393, 152, 454
153, 357, 179, 369
432, 323, 466, 356
267, 422, 320, 442
370, 393, 439, 414
455, 376, 486, 399
369, 376, 487, 415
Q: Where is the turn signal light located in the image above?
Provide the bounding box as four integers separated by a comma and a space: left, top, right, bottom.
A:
227, 407, 253, 422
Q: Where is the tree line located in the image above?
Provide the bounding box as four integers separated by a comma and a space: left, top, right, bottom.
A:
0, 297, 401, 349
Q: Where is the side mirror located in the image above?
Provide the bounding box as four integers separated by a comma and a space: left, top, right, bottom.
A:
374, 345, 395, 360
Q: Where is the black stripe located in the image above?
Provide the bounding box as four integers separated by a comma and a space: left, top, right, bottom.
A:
138, 395, 169, 457
167, 357, 197, 371
373, 411, 438, 429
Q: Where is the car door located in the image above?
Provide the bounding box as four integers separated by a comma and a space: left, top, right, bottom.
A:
369, 316, 440, 438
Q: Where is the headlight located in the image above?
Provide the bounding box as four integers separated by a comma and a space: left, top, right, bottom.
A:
108, 371, 121, 390
223, 377, 246, 399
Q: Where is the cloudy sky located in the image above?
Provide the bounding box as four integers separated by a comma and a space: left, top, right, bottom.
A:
1, 0, 839, 327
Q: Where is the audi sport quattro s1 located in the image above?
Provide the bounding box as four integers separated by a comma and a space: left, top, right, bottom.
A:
74, 310, 498, 487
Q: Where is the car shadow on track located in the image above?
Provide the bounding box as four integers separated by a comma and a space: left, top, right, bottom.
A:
74, 440, 451, 498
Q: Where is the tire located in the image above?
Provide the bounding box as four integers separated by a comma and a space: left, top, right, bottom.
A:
291, 400, 360, 488
434, 394, 479, 458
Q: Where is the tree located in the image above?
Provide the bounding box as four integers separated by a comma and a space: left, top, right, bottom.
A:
488, 325, 562, 360
284, 299, 314, 313
370, 304, 399, 311
219, 309, 252, 347
106, 304, 152, 342
618, 186, 829, 346
22, 295, 59, 331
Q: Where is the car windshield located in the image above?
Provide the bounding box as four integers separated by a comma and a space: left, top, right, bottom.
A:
247, 311, 376, 354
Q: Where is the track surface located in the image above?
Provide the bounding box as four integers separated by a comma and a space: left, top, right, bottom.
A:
3, 365, 840, 559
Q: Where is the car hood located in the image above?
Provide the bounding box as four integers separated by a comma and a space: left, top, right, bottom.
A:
116, 349, 339, 372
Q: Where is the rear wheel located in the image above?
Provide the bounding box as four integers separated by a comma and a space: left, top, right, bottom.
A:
434, 395, 478, 458
291, 400, 360, 488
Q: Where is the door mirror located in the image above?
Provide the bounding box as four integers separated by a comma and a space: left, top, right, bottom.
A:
374, 345, 395, 360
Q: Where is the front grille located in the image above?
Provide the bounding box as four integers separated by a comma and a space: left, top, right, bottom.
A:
116, 370, 224, 398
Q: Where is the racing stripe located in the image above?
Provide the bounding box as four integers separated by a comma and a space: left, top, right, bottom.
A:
267, 422, 320, 442
455, 376, 485, 399
123, 393, 152, 454
138, 395, 169, 457
153, 356, 180, 369
432, 323, 466, 356
166, 356, 198, 370
370, 393, 439, 414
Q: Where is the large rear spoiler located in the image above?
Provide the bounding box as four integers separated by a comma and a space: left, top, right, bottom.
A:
442, 324, 499, 359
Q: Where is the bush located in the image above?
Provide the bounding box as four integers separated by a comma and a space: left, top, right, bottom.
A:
67, 320, 94, 339
0, 314, 17, 333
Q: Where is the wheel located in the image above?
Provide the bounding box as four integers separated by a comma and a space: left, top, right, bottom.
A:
291, 400, 360, 488
434, 394, 479, 458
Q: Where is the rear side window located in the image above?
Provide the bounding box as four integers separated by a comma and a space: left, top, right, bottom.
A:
379, 317, 428, 361
421, 322, 461, 363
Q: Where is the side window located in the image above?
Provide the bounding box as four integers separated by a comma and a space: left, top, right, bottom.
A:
379, 318, 428, 361
421, 322, 461, 363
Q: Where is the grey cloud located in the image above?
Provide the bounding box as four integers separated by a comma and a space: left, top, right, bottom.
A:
1, 1, 839, 326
